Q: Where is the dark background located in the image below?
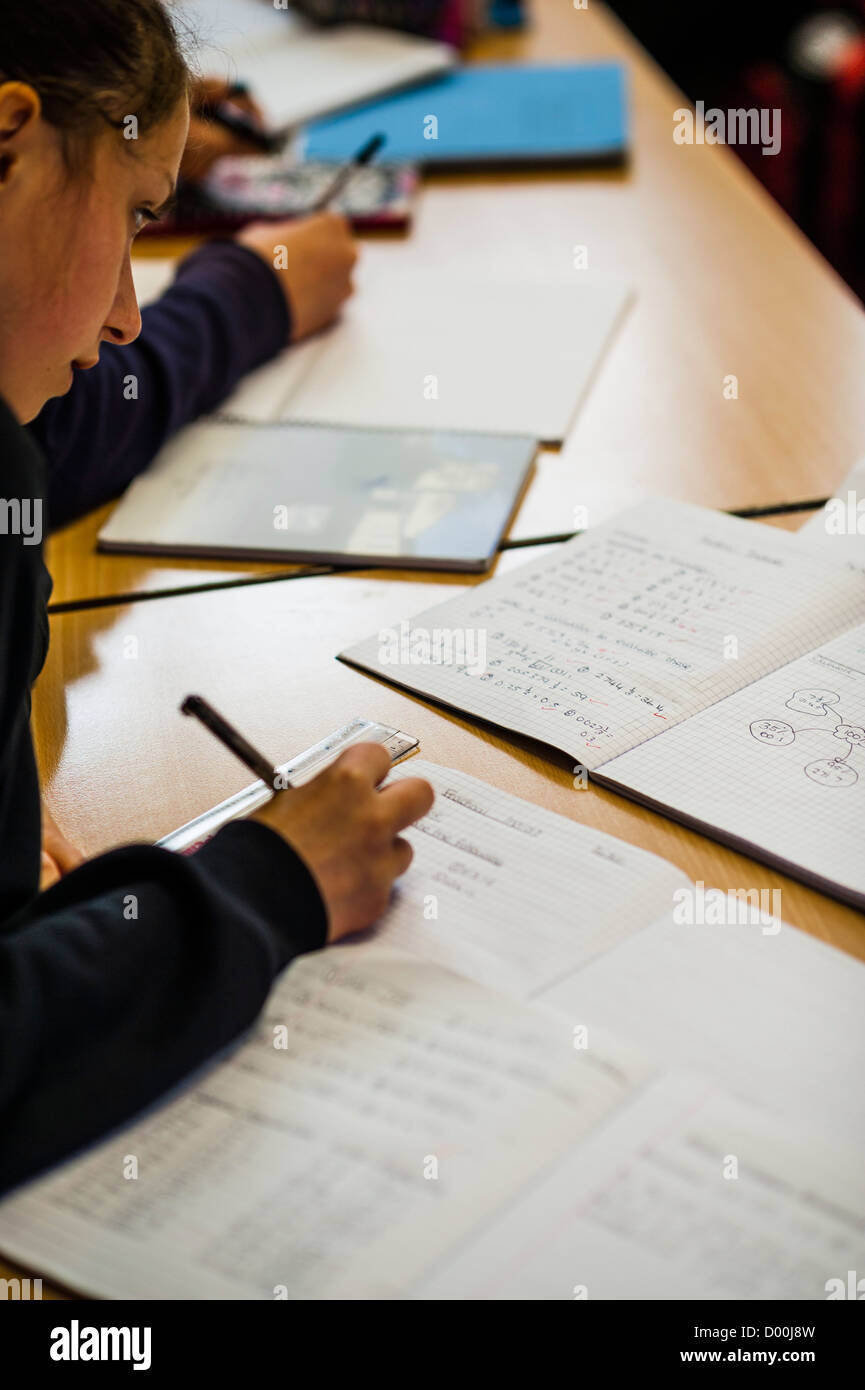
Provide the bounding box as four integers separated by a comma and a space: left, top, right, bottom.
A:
609, 1, 865, 300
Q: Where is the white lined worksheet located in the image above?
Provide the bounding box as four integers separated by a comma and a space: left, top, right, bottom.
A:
539, 907, 865, 1149
2, 764, 863, 1299
0, 950, 650, 1300
412, 1075, 865, 1300
368, 760, 689, 996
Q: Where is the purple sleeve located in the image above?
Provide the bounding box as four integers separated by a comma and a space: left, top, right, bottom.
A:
30, 241, 291, 530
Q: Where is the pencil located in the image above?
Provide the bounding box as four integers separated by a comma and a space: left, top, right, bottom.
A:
180, 695, 290, 792
309, 132, 386, 213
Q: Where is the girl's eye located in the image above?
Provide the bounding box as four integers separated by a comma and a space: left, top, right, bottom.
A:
132, 207, 156, 235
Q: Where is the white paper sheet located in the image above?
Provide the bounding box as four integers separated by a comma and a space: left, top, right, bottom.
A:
218, 268, 631, 440
413, 1074, 865, 1300
538, 907, 865, 1149
356, 761, 689, 998
2, 766, 862, 1299
179, 1, 453, 130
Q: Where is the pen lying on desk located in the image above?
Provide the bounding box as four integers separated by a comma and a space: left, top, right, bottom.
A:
499, 497, 833, 550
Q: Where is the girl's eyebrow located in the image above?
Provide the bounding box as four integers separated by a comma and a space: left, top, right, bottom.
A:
140, 187, 177, 223
153, 180, 178, 217
151, 190, 177, 219
147, 174, 178, 219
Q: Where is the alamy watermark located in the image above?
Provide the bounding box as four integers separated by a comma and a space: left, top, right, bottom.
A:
672, 881, 781, 934
378, 621, 487, 676
0, 497, 42, 545
674, 102, 781, 157
50, 1321, 151, 1370
1, 1276, 42, 1299
823, 490, 865, 535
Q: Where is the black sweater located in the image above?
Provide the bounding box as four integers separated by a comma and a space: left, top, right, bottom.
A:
0, 395, 327, 1197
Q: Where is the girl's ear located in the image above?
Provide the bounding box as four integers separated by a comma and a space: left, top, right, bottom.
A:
0, 83, 41, 188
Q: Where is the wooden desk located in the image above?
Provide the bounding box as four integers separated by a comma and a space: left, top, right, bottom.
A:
46, 0, 865, 606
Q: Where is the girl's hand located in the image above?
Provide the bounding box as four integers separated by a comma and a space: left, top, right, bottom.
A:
249, 743, 434, 942
236, 211, 358, 342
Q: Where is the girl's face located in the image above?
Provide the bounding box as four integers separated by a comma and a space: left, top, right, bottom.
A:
0, 84, 189, 423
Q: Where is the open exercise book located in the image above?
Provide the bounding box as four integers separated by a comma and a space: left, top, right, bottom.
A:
341, 498, 865, 909
0, 763, 863, 1299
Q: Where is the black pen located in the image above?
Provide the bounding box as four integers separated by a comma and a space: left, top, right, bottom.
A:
181, 695, 290, 792
309, 132, 386, 213
498, 498, 832, 551
728, 497, 829, 519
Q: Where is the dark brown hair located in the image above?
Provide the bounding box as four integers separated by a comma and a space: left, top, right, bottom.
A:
0, 0, 190, 169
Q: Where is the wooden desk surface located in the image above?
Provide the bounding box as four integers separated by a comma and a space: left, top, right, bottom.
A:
46, 0, 865, 606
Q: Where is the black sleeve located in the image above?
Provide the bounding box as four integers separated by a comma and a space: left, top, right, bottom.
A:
0, 822, 327, 1198
0, 396, 328, 1198
29, 241, 291, 529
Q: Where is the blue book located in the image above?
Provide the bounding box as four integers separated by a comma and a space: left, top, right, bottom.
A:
302, 62, 627, 168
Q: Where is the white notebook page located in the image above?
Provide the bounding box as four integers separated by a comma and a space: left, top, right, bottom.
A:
2, 763, 861, 1298
413, 1075, 865, 1300
218, 269, 631, 441
597, 622, 865, 905
0, 950, 649, 1300
539, 909, 865, 1148
383, 765, 865, 1144
342, 499, 865, 769
361, 761, 689, 997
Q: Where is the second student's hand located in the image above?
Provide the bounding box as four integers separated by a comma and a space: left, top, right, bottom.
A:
248, 742, 434, 943
181, 78, 272, 183
236, 212, 358, 343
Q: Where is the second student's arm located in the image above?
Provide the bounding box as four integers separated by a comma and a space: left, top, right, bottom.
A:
30, 213, 356, 529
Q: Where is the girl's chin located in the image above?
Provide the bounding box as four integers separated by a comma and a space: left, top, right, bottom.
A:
21, 360, 82, 422
32, 363, 75, 415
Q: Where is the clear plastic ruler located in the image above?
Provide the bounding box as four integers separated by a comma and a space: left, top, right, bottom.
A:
158, 716, 419, 854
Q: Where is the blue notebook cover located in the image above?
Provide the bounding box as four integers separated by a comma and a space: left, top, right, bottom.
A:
302, 62, 627, 167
